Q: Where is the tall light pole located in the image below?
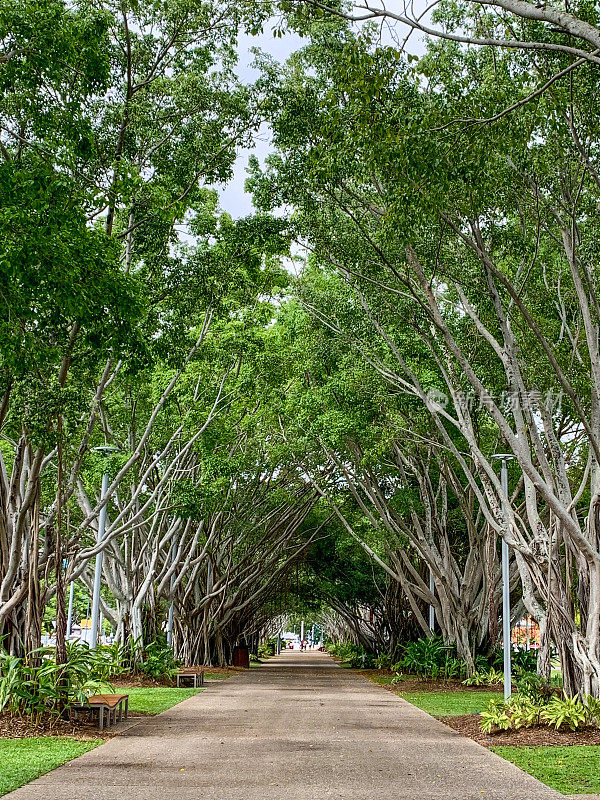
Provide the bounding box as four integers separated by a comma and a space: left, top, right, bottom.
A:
493, 454, 514, 700
166, 538, 179, 648
429, 568, 435, 633
66, 578, 75, 638
90, 446, 118, 649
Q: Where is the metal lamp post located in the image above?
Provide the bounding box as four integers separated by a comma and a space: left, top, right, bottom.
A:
429, 568, 435, 632
493, 454, 514, 700
90, 446, 118, 649
66, 579, 75, 638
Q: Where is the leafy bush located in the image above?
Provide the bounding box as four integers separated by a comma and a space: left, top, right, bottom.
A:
92, 642, 126, 681
0, 643, 115, 722
480, 692, 599, 734
374, 653, 392, 670
515, 671, 557, 704
137, 639, 179, 680
489, 646, 538, 676
512, 649, 538, 674
509, 696, 542, 729
399, 637, 466, 680
541, 696, 588, 731
463, 668, 504, 686
258, 638, 278, 658
480, 696, 540, 733
480, 699, 512, 733
326, 642, 375, 669
583, 695, 600, 726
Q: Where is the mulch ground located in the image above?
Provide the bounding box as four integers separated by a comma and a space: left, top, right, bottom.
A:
1, 668, 238, 740
112, 666, 239, 688
360, 669, 502, 693
442, 714, 600, 747
0, 712, 118, 741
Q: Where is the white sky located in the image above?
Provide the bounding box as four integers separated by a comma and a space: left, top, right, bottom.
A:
216, 28, 306, 218
217, 17, 428, 218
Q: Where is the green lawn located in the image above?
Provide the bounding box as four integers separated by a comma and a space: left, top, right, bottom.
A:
492, 746, 600, 795
370, 675, 396, 685
398, 690, 503, 716
125, 687, 203, 715
0, 737, 100, 797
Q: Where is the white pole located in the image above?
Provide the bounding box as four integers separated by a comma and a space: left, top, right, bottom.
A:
500, 458, 512, 700
90, 471, 110, 649
166, 542, 179, 647
300, 620, 305, 644
429, 568, 435, 632
167, 603, 174, 646
66, 580, 75, 638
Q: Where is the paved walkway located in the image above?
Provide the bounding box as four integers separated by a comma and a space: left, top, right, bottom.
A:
6, 652, 578, 799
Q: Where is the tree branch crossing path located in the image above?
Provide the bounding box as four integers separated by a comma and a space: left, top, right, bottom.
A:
4, 652, 587, 800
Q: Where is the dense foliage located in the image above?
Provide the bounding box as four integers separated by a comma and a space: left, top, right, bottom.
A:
3, 0, 600, 709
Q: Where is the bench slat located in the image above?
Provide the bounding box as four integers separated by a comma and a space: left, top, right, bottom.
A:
84, 694, 129, 708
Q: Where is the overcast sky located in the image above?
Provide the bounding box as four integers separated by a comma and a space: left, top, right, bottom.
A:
217, 16, 428, 219
216, 28, 305, 219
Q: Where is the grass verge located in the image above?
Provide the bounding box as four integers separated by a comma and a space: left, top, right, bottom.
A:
492, 745, 600, 795
0, 737, 100, 797
125, 687, 203, 715
398, 691, 503, 716
370, 675, 396, 685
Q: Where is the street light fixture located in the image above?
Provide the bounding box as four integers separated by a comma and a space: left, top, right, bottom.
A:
492, 453, 515, 700
89, 446, 119, 649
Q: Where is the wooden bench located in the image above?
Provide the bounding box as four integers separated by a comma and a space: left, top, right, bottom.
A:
73, 693, 129, 731
176, 667, 204, 688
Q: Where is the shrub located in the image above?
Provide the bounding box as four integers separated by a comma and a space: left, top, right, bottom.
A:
92, 642, 126, 681
511, 649, 538, 674
463, 668, 504, 687
583, 695, 600, 726
480, 696, 540, 733
508, 696, 542, 729
515, 671, 557, 704
326, 642, 375, 669
480, 699, 512, 733
480, 692, 600, 734
374, 653, 392, 670
540, 696, 588, 731
0, 643, 115, 722
399, 637, 466, 680
137, 638, 179, 680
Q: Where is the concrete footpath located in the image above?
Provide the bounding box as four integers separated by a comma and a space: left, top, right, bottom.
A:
5, 651, 582, 799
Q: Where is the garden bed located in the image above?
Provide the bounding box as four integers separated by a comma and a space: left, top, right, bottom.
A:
361, 669, 502, 693
0, 712, 114, 741
0, 686, 208, 739
112, 667, 236, 689
442, 714, 600, 747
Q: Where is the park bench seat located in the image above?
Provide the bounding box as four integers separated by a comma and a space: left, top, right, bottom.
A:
73, 693, 129, 731
176, 667, 205, 688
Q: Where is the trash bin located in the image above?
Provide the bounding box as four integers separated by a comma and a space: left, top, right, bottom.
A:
233, 645, 250, 668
